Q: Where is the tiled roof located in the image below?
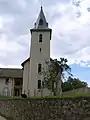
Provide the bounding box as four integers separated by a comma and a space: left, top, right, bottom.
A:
0, 68, 23, 78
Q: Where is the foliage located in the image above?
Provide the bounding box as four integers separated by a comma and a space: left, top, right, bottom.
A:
62, 76, 88, 92
42, 58, 72, 96
41, 57, 88, 96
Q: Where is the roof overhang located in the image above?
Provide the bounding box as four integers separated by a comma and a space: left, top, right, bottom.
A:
21, 57, 30, 67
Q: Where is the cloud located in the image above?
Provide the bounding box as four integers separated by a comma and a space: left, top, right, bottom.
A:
49, 0, 90, 67
0, 0, 35, 67
0, 64, 22, 68
0, 0, 90, 68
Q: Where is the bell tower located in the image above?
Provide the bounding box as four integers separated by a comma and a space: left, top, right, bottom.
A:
29, 6, 52, 96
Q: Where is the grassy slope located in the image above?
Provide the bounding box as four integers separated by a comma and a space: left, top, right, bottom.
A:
0, 91, 90, 99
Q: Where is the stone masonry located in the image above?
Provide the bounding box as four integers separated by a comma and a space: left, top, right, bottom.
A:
0, 97, 90, 120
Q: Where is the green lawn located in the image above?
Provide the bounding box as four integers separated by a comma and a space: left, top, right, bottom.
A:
32, 91, 90, 99
0, 96, 21, 99
0, 91, 90, 99
62, 91, 90, 97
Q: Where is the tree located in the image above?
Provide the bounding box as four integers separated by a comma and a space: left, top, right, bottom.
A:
71, 77, 88, 89
42, 60, 58, 96
42, 58, 72, 96
54, 58, 72, 95
62, 76, 88, 92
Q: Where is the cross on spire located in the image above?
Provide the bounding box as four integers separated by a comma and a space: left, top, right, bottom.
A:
41, 0, 42, 7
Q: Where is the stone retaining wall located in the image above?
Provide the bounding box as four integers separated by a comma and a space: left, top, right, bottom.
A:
0, 97, 90, 120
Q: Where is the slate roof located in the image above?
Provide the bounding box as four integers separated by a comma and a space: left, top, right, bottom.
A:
34, 6, 49, 29
0, 68, 23, 78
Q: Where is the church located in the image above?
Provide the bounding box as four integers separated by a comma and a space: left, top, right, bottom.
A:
0, 6, 52, 97
22, 6, 52, 96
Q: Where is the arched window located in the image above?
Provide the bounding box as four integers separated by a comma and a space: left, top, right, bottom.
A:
38, 80, 41, 89
39, 34, 42, 42
39, 19, 43, 26
38, 63, 42, 73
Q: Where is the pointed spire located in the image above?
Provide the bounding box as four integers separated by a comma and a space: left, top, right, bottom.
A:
34, 6, 48, 29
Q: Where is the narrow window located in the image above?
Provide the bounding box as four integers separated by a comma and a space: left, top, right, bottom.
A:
38, 80, 41, 89
38, 64, 42, 73
39, 19, 43, 26
5, 78, 9, 84
40, 48, 41, 53
39, 34, 42, 42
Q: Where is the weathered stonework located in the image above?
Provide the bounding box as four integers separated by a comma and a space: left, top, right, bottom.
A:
0, 97, 90, 120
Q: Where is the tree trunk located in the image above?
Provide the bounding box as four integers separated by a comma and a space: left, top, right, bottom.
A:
56, 71, 62, 96
56, 72, 60, 96
52, 81, 56, 96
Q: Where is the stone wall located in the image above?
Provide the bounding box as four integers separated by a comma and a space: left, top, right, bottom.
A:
0, 97, 90, 120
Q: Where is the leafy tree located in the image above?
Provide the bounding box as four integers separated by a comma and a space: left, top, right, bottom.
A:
42, 58, 72, 96
62, 76, 88, 92
71, 77, 88, 89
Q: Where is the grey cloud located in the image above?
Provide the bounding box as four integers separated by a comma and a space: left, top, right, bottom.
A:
0, 0, 69, 37
0, 0, 24, 15
0, 0, 89, 67
1, 0, 68, 67
51, 20, 90, 58
0, 48, 29, 66
43, 0, 70, 5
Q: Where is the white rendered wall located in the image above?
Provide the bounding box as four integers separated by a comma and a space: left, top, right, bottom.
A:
0, 78, 13, 96
29, 30, 51, 96
22, 60, 30, 95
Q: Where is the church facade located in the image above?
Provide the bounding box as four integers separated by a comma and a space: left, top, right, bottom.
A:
0, 7, 52, 97
22, 7, 52, 96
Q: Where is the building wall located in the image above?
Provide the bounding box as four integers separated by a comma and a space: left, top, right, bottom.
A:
29, 30, 51, 96
36, 88, 51, 96
0, 78, 13, 96
22, 60, 30, 95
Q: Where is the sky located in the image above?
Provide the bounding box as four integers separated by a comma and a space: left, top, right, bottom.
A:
0, 0, 90, 85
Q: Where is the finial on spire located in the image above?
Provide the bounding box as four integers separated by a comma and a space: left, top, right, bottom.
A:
41, 0, 43, 8
34, 1, 48, 29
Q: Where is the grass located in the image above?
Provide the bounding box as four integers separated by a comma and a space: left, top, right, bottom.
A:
30, 92, 90, 99
27, 91, 90, 99
0, 91, 90, 100
0, 95, 21, 100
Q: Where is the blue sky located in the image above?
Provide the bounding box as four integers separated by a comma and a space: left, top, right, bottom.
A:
70, 64, 90, 86
0, 0, 90, 86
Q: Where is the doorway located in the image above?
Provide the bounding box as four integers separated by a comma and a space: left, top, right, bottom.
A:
14, 89, 20, 96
